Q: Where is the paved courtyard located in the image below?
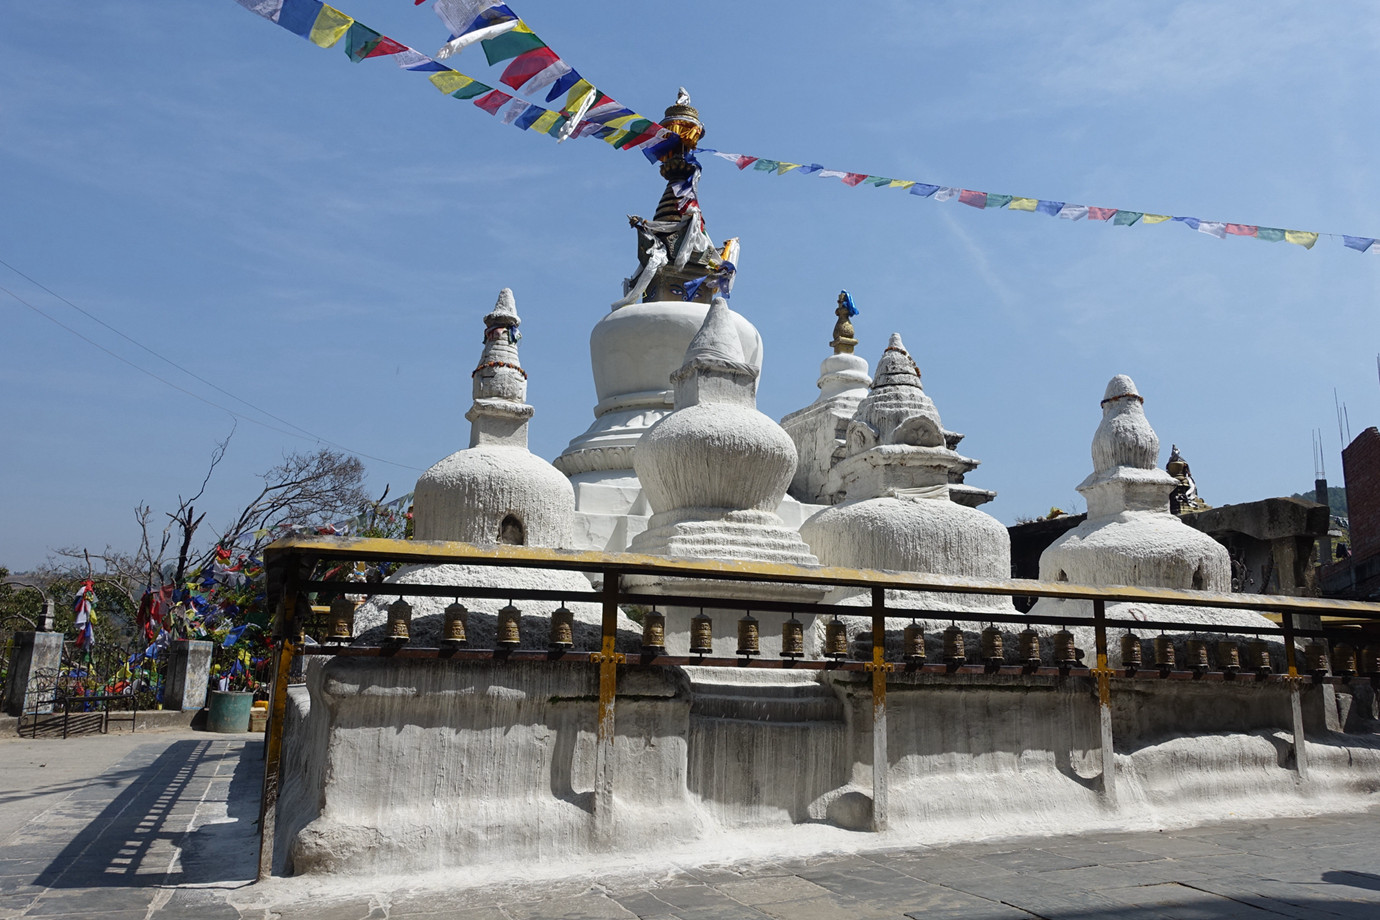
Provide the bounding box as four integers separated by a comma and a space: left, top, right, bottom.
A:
2, 729, 1379, 919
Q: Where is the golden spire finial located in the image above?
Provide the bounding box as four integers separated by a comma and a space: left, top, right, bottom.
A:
830, 290, 859, 355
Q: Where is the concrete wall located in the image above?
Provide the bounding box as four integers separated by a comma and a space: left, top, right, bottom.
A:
277, 659, 1380, 878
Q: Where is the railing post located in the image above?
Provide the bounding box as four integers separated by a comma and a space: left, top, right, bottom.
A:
1280, 611, 1309, 779
592, 571, 624, 843
258, 578, 302, 881
1092, 599, 1117, 808
866, 586, 891, 832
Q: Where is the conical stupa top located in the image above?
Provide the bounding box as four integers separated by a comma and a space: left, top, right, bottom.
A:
872, 333, 924, 389
683, 296, 746, 366
472, 288, 526, 404
1092, 374, 1157, 473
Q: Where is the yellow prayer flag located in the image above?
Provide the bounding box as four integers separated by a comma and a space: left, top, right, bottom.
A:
776, 163, 801, 175
1141, 214, 1171, 224
603, 128, 631, 147
512, 21, 535, 34
531, 110, 562, 134
1284, 230, 1319, 249
309, 5, 353, 48
563, 79, 595, 113
1008, 197, 1038, 211
429, 72, 475, 95
890, 180, 916, 190
602, 114, 638, 130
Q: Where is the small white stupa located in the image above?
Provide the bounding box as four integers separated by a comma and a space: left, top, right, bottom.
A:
353, 290, 612, 646
781, 291, 873, 504
801, 333, 1015, 617
1028, 374, 1270, 631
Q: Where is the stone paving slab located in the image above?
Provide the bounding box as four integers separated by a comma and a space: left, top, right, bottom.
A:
2, 731, 1380, 919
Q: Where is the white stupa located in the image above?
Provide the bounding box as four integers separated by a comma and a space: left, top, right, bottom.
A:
801, 333, 1016, 616
1027, 374, 1271, 630
353, 290, 614, 646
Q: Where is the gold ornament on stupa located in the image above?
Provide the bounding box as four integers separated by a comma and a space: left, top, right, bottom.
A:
830, 290, 859, 355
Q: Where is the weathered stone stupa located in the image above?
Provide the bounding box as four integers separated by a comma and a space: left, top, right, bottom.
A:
1028, 374, 1271, 631
351, 288, 607, 644
801, 333, 1015, 616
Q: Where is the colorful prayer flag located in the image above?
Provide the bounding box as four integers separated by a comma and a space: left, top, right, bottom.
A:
1141, 214, 1171, 224
1343, 236, 1375, 252
777, 163, 802, 175
889, 179, 915, 189
841, 173, 868, 186
753, 159, 781, 172
236, 0, 284, 19
513, 104, 544, 129
1197, 221, 1227, 239
985, 194, 1014, 209
958, 189, 987, 208
1009, 197, 1038, 211
481, 21, 545, 65
1036, 200, 1065, 216
1087, 207, 1116, 221
277, 0, 324, 38
909, 184, 939, 197
1056, 205, 1087, 220
473, 89, 513, 114
1224, 224, 1257, 236
736, 156, 760, 170
1112, 210, 1142, 226
309, 4, 352, 48
500, 46, 569, 94
1285, 230, 1319, 249
1255, 227, 1285, 242
933, 187, 959, 201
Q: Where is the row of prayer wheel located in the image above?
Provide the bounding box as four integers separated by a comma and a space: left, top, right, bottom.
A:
326, 599, 1379, 676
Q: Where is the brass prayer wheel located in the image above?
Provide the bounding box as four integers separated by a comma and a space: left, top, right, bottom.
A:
690, 612, 713, 655
1120, 632, 1143, 671
1019, 628, 1042, 667
981, 626, 1004, 666
497, 604, 522, 647
737, 613, 760, 657
1053, 629, 1078, 668
1304, 642, 1329, 675
386, 598, 412, 641
549, 605, 575, 650
1247, 639, 1272, 674
942, 625, 966, 665
1186, 639, 1210, 671
441, 601, 468, 645
903, 623, 926, 663
1154, 636, 1176, 669
327, 596, 357, 640
781, 616, 805, 658
641, 609, 666, 654
822, 617, 848, 659
1332, 643, 1357, 677
1217, 640, 1241, 673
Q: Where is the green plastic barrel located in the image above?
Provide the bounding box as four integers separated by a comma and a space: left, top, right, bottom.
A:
207, 690, 254, 733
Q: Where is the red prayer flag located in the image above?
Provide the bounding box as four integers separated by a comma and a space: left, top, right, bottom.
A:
365, 37, 408, 58
959, 189, 988, 208
500, 47, 561, 91
1225, 223, 1258, 236
842, 173, 868, 187
1088, 207, 1117, 220
735, 156, 758, 169
474, 89, 514, 115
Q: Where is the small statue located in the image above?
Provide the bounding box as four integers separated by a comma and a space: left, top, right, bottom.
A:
1167, 444, 1208, 514
830, 290, 859, 355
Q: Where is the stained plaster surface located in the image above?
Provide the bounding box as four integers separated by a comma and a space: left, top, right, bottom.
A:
7, 727, 1380, 919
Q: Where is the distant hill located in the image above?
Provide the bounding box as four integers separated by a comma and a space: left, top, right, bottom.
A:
1289, 486, 1348, 519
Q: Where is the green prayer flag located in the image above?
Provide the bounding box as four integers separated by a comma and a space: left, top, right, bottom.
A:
865, 176, 891, 187
985, 194, 1014, 209
344, 22, 382, 62
1255, 227, 1285, 242
482, 24, 546, 66
1113, 210, 1143, 226
450, 82, 490, 100
752, 159, 781, 172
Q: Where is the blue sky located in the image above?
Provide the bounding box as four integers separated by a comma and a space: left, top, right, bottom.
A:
2, 2, 1377, 571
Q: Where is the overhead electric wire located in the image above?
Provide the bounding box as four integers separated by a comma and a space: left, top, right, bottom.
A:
0, 279, 424, 474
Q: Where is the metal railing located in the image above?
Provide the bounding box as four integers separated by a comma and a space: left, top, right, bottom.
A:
255, 536, 1380, 879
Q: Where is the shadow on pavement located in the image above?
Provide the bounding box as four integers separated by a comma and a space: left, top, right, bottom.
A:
33, 738, 263, 890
